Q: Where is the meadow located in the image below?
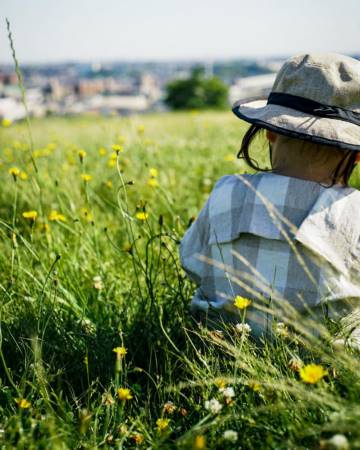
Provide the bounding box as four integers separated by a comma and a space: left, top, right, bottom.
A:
0, 111, 360, 449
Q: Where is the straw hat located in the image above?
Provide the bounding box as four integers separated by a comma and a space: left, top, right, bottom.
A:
232, 53, 360, 151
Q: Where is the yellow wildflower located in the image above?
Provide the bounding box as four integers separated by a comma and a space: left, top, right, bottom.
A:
48, 210, 66, 222
110, 152, 118, 160
107, 159, 116, 168
224, 154, 235, 162
132, 433, 144, 445
117, 135, 126, 145
81, 173, 92, 182
80, 208, 93, 222
193, 435, 206, 449
20, 171, 28, 180
148, 178, 159, 188
78, 149, 87, 162
15, 398, 31, 409
149, 168, 158, 178
98, 147, 107, 156
136, 211, 148, 221
112, 346, 127, 358
248, 381, 261, 392
214, 378, 226, 389
9, 167, 20, 180
112, 144, 123, 153
2, 118, 12, 127
137, 124, 145, 135
234, 296, 251, 310
105, 180, 113, 189
299, 364, 327, 384
23, 210, 38, 221
156, 418, 170, 432
117, 388, 133, 401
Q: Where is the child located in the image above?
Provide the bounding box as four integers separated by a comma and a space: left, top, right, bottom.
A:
180, 53, 360, 341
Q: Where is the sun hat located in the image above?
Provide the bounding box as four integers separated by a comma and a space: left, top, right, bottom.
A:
232, 53, 360, 151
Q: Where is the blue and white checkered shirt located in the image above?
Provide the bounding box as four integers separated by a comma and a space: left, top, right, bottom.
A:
180, 173, 360, 335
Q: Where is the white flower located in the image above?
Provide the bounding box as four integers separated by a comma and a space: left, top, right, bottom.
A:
219, 386, 235, 399
275, 322, 288, 337
204, 398, 222, 414
223, 430, 238, 443
93, 275, 104, 290
235, 323, 252, 334
320, 434, 349, 450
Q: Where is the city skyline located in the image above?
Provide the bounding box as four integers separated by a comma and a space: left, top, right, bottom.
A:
1, 0, 360, 64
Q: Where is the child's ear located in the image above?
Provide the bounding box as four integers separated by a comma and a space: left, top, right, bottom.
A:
266, 130, 277, 143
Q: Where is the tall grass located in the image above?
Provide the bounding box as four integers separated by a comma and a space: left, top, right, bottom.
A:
0, 112, 359, 449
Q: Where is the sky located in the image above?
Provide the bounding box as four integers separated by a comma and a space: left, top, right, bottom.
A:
1, 0, 360, 64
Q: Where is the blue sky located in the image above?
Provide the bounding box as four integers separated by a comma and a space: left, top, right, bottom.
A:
1, 0, 360, 63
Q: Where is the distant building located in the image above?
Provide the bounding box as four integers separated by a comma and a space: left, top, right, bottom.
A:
229, 73, 277, 104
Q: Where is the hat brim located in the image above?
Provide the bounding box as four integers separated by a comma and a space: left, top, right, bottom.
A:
232, 98, 360, 152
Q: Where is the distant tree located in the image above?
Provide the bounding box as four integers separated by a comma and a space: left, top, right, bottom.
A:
165, 68, 228, 110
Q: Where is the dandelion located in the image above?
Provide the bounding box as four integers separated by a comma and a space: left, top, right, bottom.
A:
20, 171, 28, 180
132, 433, 144, 445
98, 147, 107, 156
93, 275, 104, 290
81, 173, 92, 182
78, 149, 87, 162
117, 388, 133, 401
214, 378, 226, 389
137, 124, 145, 135
112, 346, 127, 358
235, 323, 252, 334
2, 118, 12, 127
204, 398, 222, 414
163, 401, 176, 414
248, 381, 261, 392
234, 295, 251, 310
23, 211, 38, 221
156, 418, 170, 432
9, 166, 20, 180
149, 168, 158, 178
299, 364, 327, 384
48, 210, 66, 222
80, 208, 93, 222
15, 398, 31, 409
223, 430, 238, 443
136, 211, 148, 221
148, 178, 159, 188
193, 434, 206, 449
117, 135, 126, 145
112, 144, 123, 153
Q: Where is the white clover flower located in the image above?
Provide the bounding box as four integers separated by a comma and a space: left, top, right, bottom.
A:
235, 323, 252, 334
275, 322, 288, 337
93, 275, 104, 290
320, 434, 349, 450
219, 386, 235, 399
204, 398, 222, 414
223, 430, 238, 442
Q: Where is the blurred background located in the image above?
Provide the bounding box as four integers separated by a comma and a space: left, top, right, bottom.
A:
1, 0, 360, 122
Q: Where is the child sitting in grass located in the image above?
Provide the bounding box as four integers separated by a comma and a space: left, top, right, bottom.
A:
180, 53, 360, 345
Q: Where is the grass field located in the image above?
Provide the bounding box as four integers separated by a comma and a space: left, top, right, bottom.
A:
1, 111, 360, 449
